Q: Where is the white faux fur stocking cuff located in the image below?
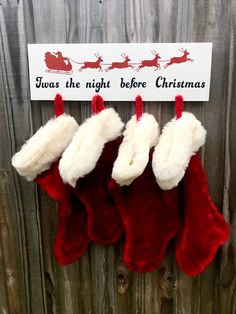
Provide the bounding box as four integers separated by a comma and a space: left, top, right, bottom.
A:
152, 112, 206, 190
12, 114, 78, 180
112, 113, 159, 186
59, 108, 124, 187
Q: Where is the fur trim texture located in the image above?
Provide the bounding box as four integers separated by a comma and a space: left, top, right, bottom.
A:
59, 108, 124, 187
152, 112, 206, 190
112, 113, 159, 186
12, 114, 78, 180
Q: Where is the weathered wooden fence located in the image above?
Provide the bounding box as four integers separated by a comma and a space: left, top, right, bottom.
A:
0, 0, 236, 313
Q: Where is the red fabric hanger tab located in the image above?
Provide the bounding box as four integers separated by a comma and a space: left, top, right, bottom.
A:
135, 95, 143, 121
175, 94, 183, 120
91, 94, 105, 114
54, 93, 65, 117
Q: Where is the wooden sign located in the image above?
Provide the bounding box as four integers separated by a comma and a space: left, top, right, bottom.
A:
28, 43, 213, 101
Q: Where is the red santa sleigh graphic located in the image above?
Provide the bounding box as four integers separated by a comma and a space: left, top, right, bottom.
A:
44, 51, 73, 74
43, 48, 194, 74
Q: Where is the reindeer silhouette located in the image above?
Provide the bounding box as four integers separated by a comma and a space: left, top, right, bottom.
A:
79, 53, 104, 72
164, 48, 194, 68
136, 51, 161, 71
105, 54, 134, 71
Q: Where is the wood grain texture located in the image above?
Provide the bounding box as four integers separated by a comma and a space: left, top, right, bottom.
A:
0, 0, 235, 313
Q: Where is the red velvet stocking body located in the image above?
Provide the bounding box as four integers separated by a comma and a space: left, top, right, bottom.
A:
109, 151, 180, 272
74, 139, 124, 244
175, 154, 229, 275
35, 160, 90, 265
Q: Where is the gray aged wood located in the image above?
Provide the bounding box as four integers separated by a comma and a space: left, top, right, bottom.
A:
0, 0, 235, 313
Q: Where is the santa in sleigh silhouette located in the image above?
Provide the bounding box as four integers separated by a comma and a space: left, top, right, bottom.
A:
44, 51, 73, 74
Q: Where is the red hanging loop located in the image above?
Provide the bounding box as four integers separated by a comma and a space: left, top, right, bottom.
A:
91, 94, 105, 114
175, 95, 184, 120
135, 95, 143, 121
54, 93, 65, 117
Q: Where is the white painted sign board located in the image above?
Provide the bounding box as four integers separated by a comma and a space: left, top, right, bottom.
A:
28, 43, 212, 101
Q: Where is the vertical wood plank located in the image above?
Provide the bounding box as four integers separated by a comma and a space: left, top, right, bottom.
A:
0, 0, 235, 313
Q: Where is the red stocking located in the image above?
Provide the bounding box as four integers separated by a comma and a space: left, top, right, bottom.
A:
175, 154, 229, 276
12, 94, 90, 264
59, 95, 124, 244
109, 96, 180, 272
